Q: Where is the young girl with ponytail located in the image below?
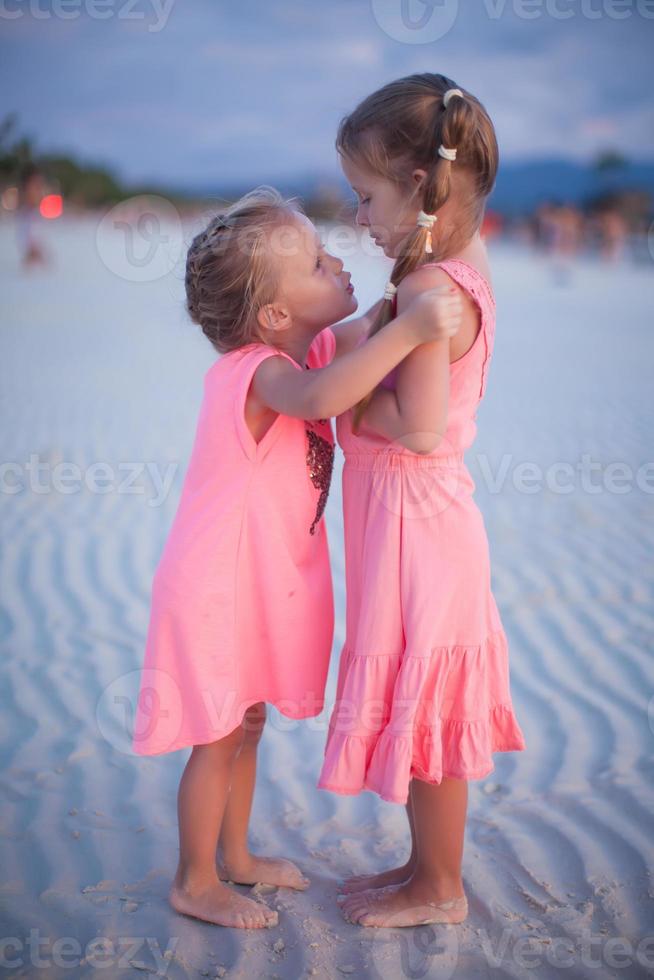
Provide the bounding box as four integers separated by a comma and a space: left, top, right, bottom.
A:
317, 74, 527, 928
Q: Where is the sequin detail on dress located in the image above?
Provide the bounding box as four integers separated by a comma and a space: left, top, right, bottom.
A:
305, 419, 334, 535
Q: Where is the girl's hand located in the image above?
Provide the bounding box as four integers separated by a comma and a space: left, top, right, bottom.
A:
405, 286, 463, 346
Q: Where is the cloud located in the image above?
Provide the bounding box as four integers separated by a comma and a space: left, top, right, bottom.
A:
1, 0, 652, 186
200, 37, 383, 69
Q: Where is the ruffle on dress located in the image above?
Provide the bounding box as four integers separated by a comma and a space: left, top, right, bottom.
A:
318, 627, 526, 804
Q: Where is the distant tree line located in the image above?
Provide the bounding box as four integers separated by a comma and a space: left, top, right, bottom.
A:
1, 113, 650, 233
0, 113, 193, 208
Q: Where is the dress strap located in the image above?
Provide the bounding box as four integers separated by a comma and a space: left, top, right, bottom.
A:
433, 260, 495, 399
423, 259, 495, 313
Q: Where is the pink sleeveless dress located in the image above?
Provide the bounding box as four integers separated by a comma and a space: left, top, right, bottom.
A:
132, 328, 336, 755
317, 259, 526, 804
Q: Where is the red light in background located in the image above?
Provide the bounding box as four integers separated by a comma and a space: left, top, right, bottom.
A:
40, 194, 63, 219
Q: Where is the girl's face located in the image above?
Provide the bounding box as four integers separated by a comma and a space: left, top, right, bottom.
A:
340, 153, 426, 259
273, 212, 358, 329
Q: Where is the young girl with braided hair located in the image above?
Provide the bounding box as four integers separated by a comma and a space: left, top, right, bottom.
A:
131, 187, 461, 930
316, 74, 527, 928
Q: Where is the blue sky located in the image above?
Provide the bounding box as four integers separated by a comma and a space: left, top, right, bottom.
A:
2, 0, 653, 189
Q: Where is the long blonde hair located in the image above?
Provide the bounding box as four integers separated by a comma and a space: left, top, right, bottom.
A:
338, 73, 499, 432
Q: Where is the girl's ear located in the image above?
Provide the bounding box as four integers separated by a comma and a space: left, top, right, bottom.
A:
256, 303, 291, 335
411, 168, 428, 188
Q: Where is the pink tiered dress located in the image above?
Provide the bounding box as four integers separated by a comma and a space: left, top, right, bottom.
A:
317, 259, 526, 804
132, 328, 337, 755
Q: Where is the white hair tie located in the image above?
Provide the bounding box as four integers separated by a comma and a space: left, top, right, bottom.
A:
443, 88, 464, 107
416, 210, 438, 254
438, 145, 457, 161
383, 281, 397, 301
417, 209, 437, 228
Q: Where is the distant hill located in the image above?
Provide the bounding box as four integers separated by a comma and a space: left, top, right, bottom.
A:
189, 158, 654, 219
489, 158, 654, 216
3, 108, 652, 216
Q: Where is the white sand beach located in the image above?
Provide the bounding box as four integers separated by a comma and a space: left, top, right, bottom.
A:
1, 212, 653, 978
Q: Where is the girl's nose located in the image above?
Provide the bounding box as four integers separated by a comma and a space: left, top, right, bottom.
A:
326, 252, 344, 274
356, 207, 368, 228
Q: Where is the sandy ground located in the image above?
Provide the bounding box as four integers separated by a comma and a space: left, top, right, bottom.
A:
1, 213, 653, 979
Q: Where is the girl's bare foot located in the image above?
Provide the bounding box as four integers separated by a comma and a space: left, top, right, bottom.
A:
337, 861, 416, 895
338, 875, 467, 928
169, 873, 278, 929
218, 853, 310, 890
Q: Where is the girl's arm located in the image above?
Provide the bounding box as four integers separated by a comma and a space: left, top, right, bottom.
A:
331, 298, 384, 358
355, 266, 460, 454
252, 289, 456, 422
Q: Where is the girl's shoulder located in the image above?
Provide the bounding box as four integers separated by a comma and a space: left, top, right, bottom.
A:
223, 327, 336, 371
395, 262, 453, 307
392, 259, 494, 367
438, 257, 494, 296
408, 258, 495, 313
308, 326, 337, 368
393, 262, 484, 328
394, 257, 492, 304
202, 343, 283, 406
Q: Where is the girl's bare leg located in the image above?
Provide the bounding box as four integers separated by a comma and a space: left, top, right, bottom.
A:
338, 779, 418, 894
168, 723, 278, 929
217, 702, 310, 890
340, 775, 468, 927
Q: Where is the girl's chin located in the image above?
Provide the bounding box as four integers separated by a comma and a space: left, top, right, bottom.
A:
327, 294, 358, 324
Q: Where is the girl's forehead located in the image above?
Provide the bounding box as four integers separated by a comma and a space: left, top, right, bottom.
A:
340, 154, 385, 192
286, 212, 318, 246
340, 154, 367, 182
273, 212, 320, 265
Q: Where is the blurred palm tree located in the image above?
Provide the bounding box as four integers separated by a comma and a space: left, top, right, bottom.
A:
0, 113, 35, 181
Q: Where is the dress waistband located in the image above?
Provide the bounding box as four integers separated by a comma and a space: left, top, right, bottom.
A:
343, 451, 466, 471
